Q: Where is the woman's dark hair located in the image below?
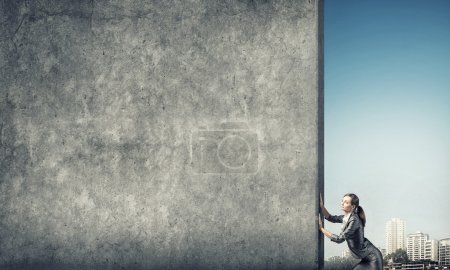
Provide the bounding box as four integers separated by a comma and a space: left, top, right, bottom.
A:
344, 193, 366, 227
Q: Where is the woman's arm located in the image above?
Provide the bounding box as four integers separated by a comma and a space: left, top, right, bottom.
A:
319, 215, 359, 244
320, 193, 344, 223
318, 216, 333, 238
319, 193, 330, 219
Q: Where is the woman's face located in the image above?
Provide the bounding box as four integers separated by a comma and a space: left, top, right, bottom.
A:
341, 196, 354, 213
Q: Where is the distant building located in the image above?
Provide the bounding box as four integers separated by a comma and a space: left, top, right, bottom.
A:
439, 238, 450, 266
407, 232, 439, 262
407, 231, 428, 261
380, 248, 387, 258
341, 249, 351, 258
386, 218, 405, 255
425, 239, 439, 262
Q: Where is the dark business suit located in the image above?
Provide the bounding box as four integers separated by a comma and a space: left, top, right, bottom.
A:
325, 212, 383, 270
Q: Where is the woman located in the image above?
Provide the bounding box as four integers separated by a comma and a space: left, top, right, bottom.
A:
318, 193, 383, 270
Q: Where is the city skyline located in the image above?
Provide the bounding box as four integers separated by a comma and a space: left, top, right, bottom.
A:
324, 0, 450, 259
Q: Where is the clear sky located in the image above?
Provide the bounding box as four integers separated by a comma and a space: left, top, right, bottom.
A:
324, 0, 450, 259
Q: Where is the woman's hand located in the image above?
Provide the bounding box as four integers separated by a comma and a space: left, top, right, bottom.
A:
318, 194, 334, 239
319, 193, 330, 219
318, 213, 333, 239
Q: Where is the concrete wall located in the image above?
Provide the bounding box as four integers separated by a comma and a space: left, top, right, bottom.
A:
0, 0, 323, 269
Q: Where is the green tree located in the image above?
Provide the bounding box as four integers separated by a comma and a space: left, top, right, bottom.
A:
384, 249, 409, 265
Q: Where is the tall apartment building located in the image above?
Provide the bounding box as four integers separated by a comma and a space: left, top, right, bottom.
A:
386, 218, 405, 255
407, 232, 439, 262
407, 232, 429, 261
439, 238, 450, 266
425, 239, 439, 262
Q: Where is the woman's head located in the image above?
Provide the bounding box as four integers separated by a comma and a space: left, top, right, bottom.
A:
341, 193, 366, 227
341, 193, 359, 212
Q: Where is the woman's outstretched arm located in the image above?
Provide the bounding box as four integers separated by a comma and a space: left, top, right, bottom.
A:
318, 214, 333, 238
320, 193, 344, 223
319, 214, 358, 244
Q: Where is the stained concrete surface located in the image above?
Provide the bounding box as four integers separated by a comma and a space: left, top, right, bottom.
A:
0, 0, 323, 269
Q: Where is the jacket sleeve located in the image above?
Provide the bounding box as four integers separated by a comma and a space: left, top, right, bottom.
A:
330, 218, 358, 244
325, 214, 344, 223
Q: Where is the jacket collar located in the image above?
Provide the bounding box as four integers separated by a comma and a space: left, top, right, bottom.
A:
342, 211, 357, 231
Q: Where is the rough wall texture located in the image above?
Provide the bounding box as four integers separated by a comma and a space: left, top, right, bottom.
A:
0, 0, 323, 269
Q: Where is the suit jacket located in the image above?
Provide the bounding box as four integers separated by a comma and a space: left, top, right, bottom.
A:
325, 211, 377, 259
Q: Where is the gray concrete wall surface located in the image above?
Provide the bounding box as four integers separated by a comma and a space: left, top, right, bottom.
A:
0, 0, 324, 269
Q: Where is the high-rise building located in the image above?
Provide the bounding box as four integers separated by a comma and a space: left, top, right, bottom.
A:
439, 238, 450, 266
425, 239, 439, 262
407, 231, 428, 261
386, 218, 405, 255
407, 232, 439, 262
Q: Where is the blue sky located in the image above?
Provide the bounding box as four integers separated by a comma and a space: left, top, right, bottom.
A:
324, 0, 450, 259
